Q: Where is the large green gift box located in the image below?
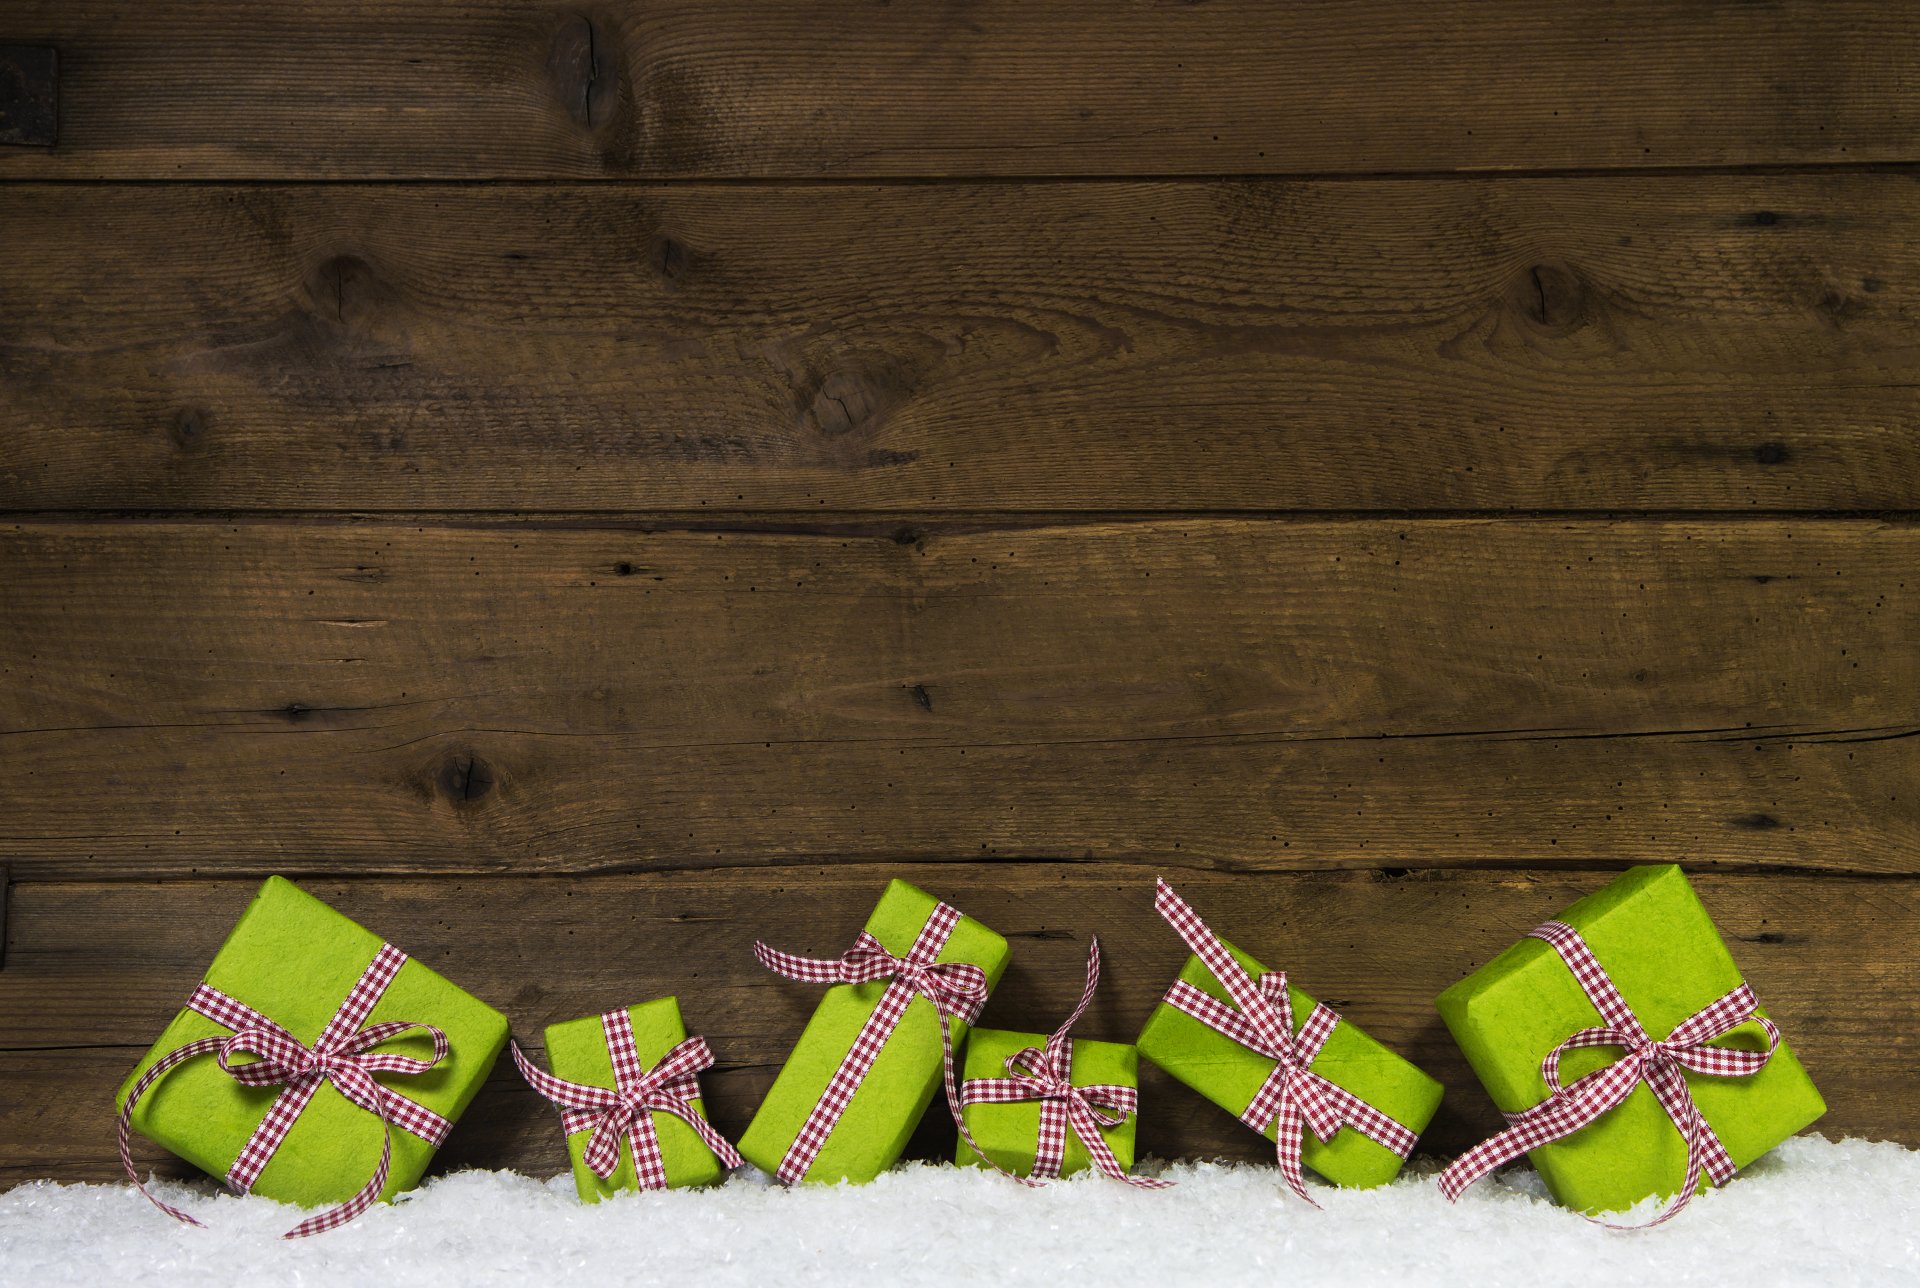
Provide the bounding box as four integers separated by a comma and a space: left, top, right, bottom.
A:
543, 997, 728, 1200
1137, 940, 1443, 1188
116, 877, 509, 1209
739, 880, 1011, 1184
954, 1029, 1139, 1178
1436, 864, 1825, 1215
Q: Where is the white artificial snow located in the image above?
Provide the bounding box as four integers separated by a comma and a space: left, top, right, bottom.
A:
1, 1136, 1914, 1286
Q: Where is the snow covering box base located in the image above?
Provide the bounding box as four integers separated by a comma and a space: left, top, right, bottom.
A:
1, 1136, 1914, 1286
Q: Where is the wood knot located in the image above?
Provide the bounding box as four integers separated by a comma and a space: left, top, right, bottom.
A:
1731, 812, 1782, 830
1754, 442, 1790, 466
1508, 262, 1586, 333
310, 254, 383, 329
436, 753, 498, 805
806, 371, 889, 437
649, 233, 693, 287
168, 407, 212, 453
907, 683, 933, 712
548, 12, 621, 131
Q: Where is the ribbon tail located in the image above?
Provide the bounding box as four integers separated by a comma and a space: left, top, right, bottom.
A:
1437, 1071, 1631, 1203
1270, 1094, 1319, 1207
668, 1103, 745, 1174
118, 1038, 231, 1228
939, 1005, 1042, 1189
283, 1078, 395, 1239
1599, 1066, 1711, 1231
1067, 1101, 1172, 1190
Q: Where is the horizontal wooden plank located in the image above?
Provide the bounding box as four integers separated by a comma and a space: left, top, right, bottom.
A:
3, 177, 1919, 514
2, 867, 1910, 1183
0, 4, 1916, 178
3, 518, 1916, 879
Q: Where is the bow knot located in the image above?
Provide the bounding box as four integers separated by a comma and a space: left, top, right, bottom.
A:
1002, 1043, 1135, 1129
824, 931, 991, 1022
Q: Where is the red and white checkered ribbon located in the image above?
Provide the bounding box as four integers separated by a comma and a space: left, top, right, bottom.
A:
1437, 919, 1780, 1228
1155, 879, 1418, 1205
754, 900, 991, 1184
957, 937, 1169, 1188
117, 943, 452, 1238
511, 1010, 742, 1190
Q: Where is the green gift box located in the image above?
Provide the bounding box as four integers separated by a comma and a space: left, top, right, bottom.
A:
739, 879, 1011, 1184
1137, 920, 1442, 1189
542, 997, 729, 1200
116, 876, 509, 1210
954, 1029, 1139, 1178
1436, 864, 1825, 1216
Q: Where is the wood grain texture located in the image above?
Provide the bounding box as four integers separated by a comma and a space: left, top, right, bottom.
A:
4, 865, 1913, 1183
3, 176, 1918, 513
4, 517, 1916, 879
1, 3, 1917, 179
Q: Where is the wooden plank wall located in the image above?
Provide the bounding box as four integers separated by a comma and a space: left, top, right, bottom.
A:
1, 3, 1915, 1186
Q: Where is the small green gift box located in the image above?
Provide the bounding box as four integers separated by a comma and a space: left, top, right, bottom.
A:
541, 997, 730, 1200
954, 1029, 1139, 1178
1138, 940, 1442, 1188
1436, 864, 1825, 1216
739, 879, 1011, 1184
116, 876, 509, 1211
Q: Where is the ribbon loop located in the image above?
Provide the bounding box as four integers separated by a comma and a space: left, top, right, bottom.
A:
1154, 879, 1416, 1205
119, 942, 454, 1238
1437, 920, 1781, 1229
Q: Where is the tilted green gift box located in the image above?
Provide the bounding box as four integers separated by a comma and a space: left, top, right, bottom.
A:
1137, 941, 1442, 1188
116, 877, 509, 1209
739, 879, 1011, 1184
1436, 863, 1825, 1215
954, 1029, 1139, 1178
544, 997, 728, 1200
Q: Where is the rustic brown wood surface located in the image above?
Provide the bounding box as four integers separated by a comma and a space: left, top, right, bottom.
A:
3, 176, 1918, 513
4, 517, 1916, 880
1, 3, 1917, 179
2, 866, 1913, 1183
2, 0, 1915, 1190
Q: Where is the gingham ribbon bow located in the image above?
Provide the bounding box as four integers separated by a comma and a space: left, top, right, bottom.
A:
957, 938, 1169, 1188
117, 943, 452, 1239
754, 901, 991, 1184
1438, 920, 1779, 1228
1154, 879, 1418, 1205
511, 1011, 742, 1189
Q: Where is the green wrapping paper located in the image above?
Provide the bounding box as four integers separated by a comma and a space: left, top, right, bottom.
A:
954, 1029, 1139, 1178
1137, 940, 1443, 1189
738, 880, 1011, 1184
543, 998, 728, 1200
1436, 864, 1825, 1215
115, 877, 509, 1209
